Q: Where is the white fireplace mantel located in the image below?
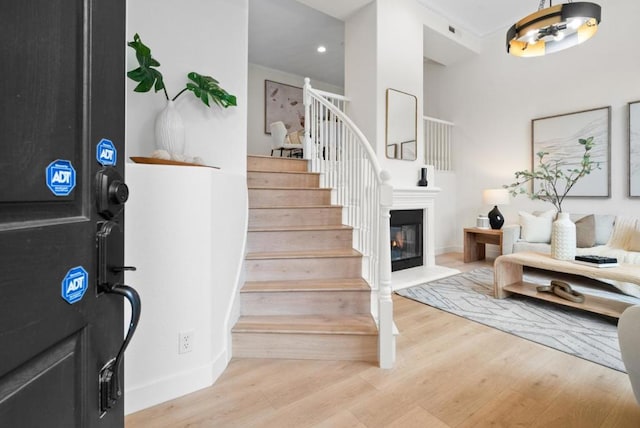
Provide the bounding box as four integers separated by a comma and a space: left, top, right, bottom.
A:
391, 186, 459, 290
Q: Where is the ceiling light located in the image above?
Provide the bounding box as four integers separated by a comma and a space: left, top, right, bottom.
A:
506, 1, 601, 57
316, 45, 327, 53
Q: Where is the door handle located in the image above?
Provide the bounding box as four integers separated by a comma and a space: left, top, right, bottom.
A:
95, 168, 142, 416
96, 222, 142, 416
99, 284, 141, 415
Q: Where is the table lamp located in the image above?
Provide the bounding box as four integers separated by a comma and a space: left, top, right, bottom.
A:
482, 189, 509, 229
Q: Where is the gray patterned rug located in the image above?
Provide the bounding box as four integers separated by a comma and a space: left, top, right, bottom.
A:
396, 267, 627, 372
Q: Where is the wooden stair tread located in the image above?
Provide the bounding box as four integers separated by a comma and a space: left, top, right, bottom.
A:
248, 225, 352, 232
246, 248, 362, 260
233, 315, 377, 335
242, 278, 370, 292
248, 186, 330, 191
250, 205, 338, 209
247, 170, 319, 176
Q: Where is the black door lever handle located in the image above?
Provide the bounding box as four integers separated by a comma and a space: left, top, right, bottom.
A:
99, 283, 141, 414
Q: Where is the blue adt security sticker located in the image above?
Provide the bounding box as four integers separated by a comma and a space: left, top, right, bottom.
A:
61, 266, 88, 304
96, 138, 117, 166
46, 159, 76, 196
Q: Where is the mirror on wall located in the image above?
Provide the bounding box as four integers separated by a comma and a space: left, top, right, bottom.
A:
385, 88, 417, 161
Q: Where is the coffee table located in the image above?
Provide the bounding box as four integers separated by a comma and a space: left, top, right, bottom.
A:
494, 252, 640, 318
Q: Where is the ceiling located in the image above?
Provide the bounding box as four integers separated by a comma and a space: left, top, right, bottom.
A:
249, 0, 546, 87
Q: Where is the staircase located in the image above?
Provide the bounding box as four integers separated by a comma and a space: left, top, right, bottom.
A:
232, 155, 378, 362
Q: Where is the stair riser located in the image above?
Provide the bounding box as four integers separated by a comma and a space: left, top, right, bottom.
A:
248, 156, 307, 172
248, 207, 343, 228
249, 189, 331, 207
240, 291, 370, 316
247, 171, 319, 188
246, 229, 352, 252
232, 332, 377, 361
245, 257, 361, 281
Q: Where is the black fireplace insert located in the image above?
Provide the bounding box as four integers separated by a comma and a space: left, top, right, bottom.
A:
390, 209, 423, 272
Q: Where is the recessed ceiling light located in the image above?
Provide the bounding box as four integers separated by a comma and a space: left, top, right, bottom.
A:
317, 45, 327, 53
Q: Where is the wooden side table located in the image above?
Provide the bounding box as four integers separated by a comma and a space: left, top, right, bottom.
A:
463, 227, 503, 263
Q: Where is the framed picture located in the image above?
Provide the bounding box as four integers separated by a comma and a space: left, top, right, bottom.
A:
629, 101, 640, 197
532, 106, 611, 197
264, 80, 304, 135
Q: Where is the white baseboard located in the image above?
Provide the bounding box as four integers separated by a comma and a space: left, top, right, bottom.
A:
436, 245, 461, 255
125, 349, 229, 415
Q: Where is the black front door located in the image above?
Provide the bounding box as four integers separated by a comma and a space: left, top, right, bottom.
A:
0, 1, 130, 427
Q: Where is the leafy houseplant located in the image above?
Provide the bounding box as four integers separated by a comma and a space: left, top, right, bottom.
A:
504, 137, 599, 213
126, 33, 237, 108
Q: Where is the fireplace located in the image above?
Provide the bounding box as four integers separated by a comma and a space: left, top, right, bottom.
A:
390, 209, 423, 272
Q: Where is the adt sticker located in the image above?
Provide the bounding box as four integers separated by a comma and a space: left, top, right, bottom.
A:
96, 138, 117, 166
61, 266, 88, 304
46, 160, 76, 196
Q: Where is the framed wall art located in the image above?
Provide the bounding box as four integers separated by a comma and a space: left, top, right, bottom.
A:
532, 106, 611, 198
629, 101, 640, 197
264, 80, 304, 135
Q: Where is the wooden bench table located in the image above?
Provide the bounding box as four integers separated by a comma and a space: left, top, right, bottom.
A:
494, 252, 640, 318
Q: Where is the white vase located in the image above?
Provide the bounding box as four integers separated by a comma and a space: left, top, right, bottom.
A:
551, 212, 576, 261
154, 100, 185, 154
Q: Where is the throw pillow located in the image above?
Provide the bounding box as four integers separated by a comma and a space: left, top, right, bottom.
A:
519, 210, 555, 243
594, 214, 616, 245
574, 215, 596, 248
626, 229, 640, 252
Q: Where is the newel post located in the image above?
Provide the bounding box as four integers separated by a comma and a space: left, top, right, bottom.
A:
378, 170, 395, 368
303, 77, 312, 161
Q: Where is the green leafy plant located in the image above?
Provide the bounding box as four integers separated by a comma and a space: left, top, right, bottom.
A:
504, 137, 599, 213
126, 33, 237, 108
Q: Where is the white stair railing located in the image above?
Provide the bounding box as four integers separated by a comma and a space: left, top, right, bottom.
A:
303, 78, 395, 369
424, 116, 454, 171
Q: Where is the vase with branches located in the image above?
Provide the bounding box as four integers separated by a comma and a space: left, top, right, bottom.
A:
504, 136, 600, 260
503, 136, 599, 213
126, 33, 237, 157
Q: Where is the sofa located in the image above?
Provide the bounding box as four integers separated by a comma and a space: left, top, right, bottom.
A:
501, 211, 640, 297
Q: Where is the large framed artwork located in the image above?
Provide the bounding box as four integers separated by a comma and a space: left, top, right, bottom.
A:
532, 106, 611, 198
629, 101, 640, 197
264, 80, 304, 135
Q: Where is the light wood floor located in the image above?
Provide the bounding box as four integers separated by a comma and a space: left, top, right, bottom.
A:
125, 253, 640, 427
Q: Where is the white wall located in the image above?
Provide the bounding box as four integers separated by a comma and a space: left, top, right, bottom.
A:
124, 0, 249, 413
346, 0, 429, 188
425, 0, 640, 253
126, 0, 247, 175
247, 63, 342, 156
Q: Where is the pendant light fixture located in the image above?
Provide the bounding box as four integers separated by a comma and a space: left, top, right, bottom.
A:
507, 1, 601, 57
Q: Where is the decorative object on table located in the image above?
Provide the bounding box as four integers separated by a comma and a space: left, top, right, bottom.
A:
531, 107, 610, 197
574, 255, 619, 268
551, 212, 576, 260
264, 80, 304, 135
506, 1, 601, 57
505, 136, 601, 260
629, 101, 640, 197
536, 279, 585, 303
126, 33, 237, 156
476, 215, 490, 229
417, 167, 428, 186
482, 188, 509, 229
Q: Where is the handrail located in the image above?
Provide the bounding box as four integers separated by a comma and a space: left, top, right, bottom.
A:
303, 77, 395, 369
423, 115, 454, 126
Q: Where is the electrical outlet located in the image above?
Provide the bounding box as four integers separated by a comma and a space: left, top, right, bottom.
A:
178, 330, 194, 354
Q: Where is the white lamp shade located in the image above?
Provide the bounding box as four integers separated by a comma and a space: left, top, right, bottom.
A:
483, 189, 510, 206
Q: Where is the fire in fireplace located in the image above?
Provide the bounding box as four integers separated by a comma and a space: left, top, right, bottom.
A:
390, 209, 423, 272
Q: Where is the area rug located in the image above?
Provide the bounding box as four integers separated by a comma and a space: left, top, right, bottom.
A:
396, 267, 628, 372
